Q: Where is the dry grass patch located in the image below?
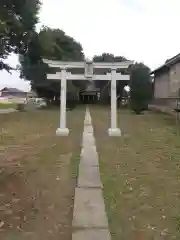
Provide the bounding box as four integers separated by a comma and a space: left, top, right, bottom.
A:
90, 106, 180, 240
0, 107, 85, 240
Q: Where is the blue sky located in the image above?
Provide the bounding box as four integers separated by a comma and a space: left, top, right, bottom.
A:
1, 0, 180, 91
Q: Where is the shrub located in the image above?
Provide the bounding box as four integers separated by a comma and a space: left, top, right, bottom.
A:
130, 64, 152, 114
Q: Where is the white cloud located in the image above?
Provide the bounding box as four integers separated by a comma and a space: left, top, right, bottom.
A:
0, 70, 30, 91
39, 0, 180, 69
0, 54, 31, 91
1, 0, 180, 90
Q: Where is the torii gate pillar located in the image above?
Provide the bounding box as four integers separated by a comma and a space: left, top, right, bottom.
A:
56, 68, 69, 136
108, 68, 121, 136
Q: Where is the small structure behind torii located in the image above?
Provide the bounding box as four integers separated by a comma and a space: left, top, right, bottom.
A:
43, 59, 133, 136
79, 81, 100, 104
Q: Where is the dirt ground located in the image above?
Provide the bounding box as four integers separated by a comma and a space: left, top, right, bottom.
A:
90, 106, 180, 240
0, 107, 85, 240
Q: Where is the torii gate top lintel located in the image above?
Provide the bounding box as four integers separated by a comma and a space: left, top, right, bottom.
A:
43, 59, 133, 70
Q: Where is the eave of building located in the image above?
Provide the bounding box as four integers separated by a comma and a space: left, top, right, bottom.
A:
151, 53, 180, 75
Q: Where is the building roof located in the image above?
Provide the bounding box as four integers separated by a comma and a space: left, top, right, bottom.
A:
151, 53, 180, 75
0, 87, 26, 93
80, 88, 100, 93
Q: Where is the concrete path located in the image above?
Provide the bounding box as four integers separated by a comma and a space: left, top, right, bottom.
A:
72, 108, 111, 240
0, 108, 17, 114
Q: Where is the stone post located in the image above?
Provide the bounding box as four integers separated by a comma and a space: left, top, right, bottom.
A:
56, 68, 69, 136
108, 69, 121, 136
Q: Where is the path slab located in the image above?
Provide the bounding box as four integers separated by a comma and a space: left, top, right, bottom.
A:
80, 147, 99, 166
73, 188, 109, 228
78, 164, 102, 188
72, 229, 111, 240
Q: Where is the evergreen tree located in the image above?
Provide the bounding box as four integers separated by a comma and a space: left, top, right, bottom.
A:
130, 63, 152, 114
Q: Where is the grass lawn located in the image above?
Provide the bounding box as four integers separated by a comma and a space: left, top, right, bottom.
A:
0, 102, 17, 109
0, 107, 85, 239
90, 106, 180, 240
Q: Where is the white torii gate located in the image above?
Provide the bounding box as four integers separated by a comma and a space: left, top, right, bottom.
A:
43, 59, 133, 136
